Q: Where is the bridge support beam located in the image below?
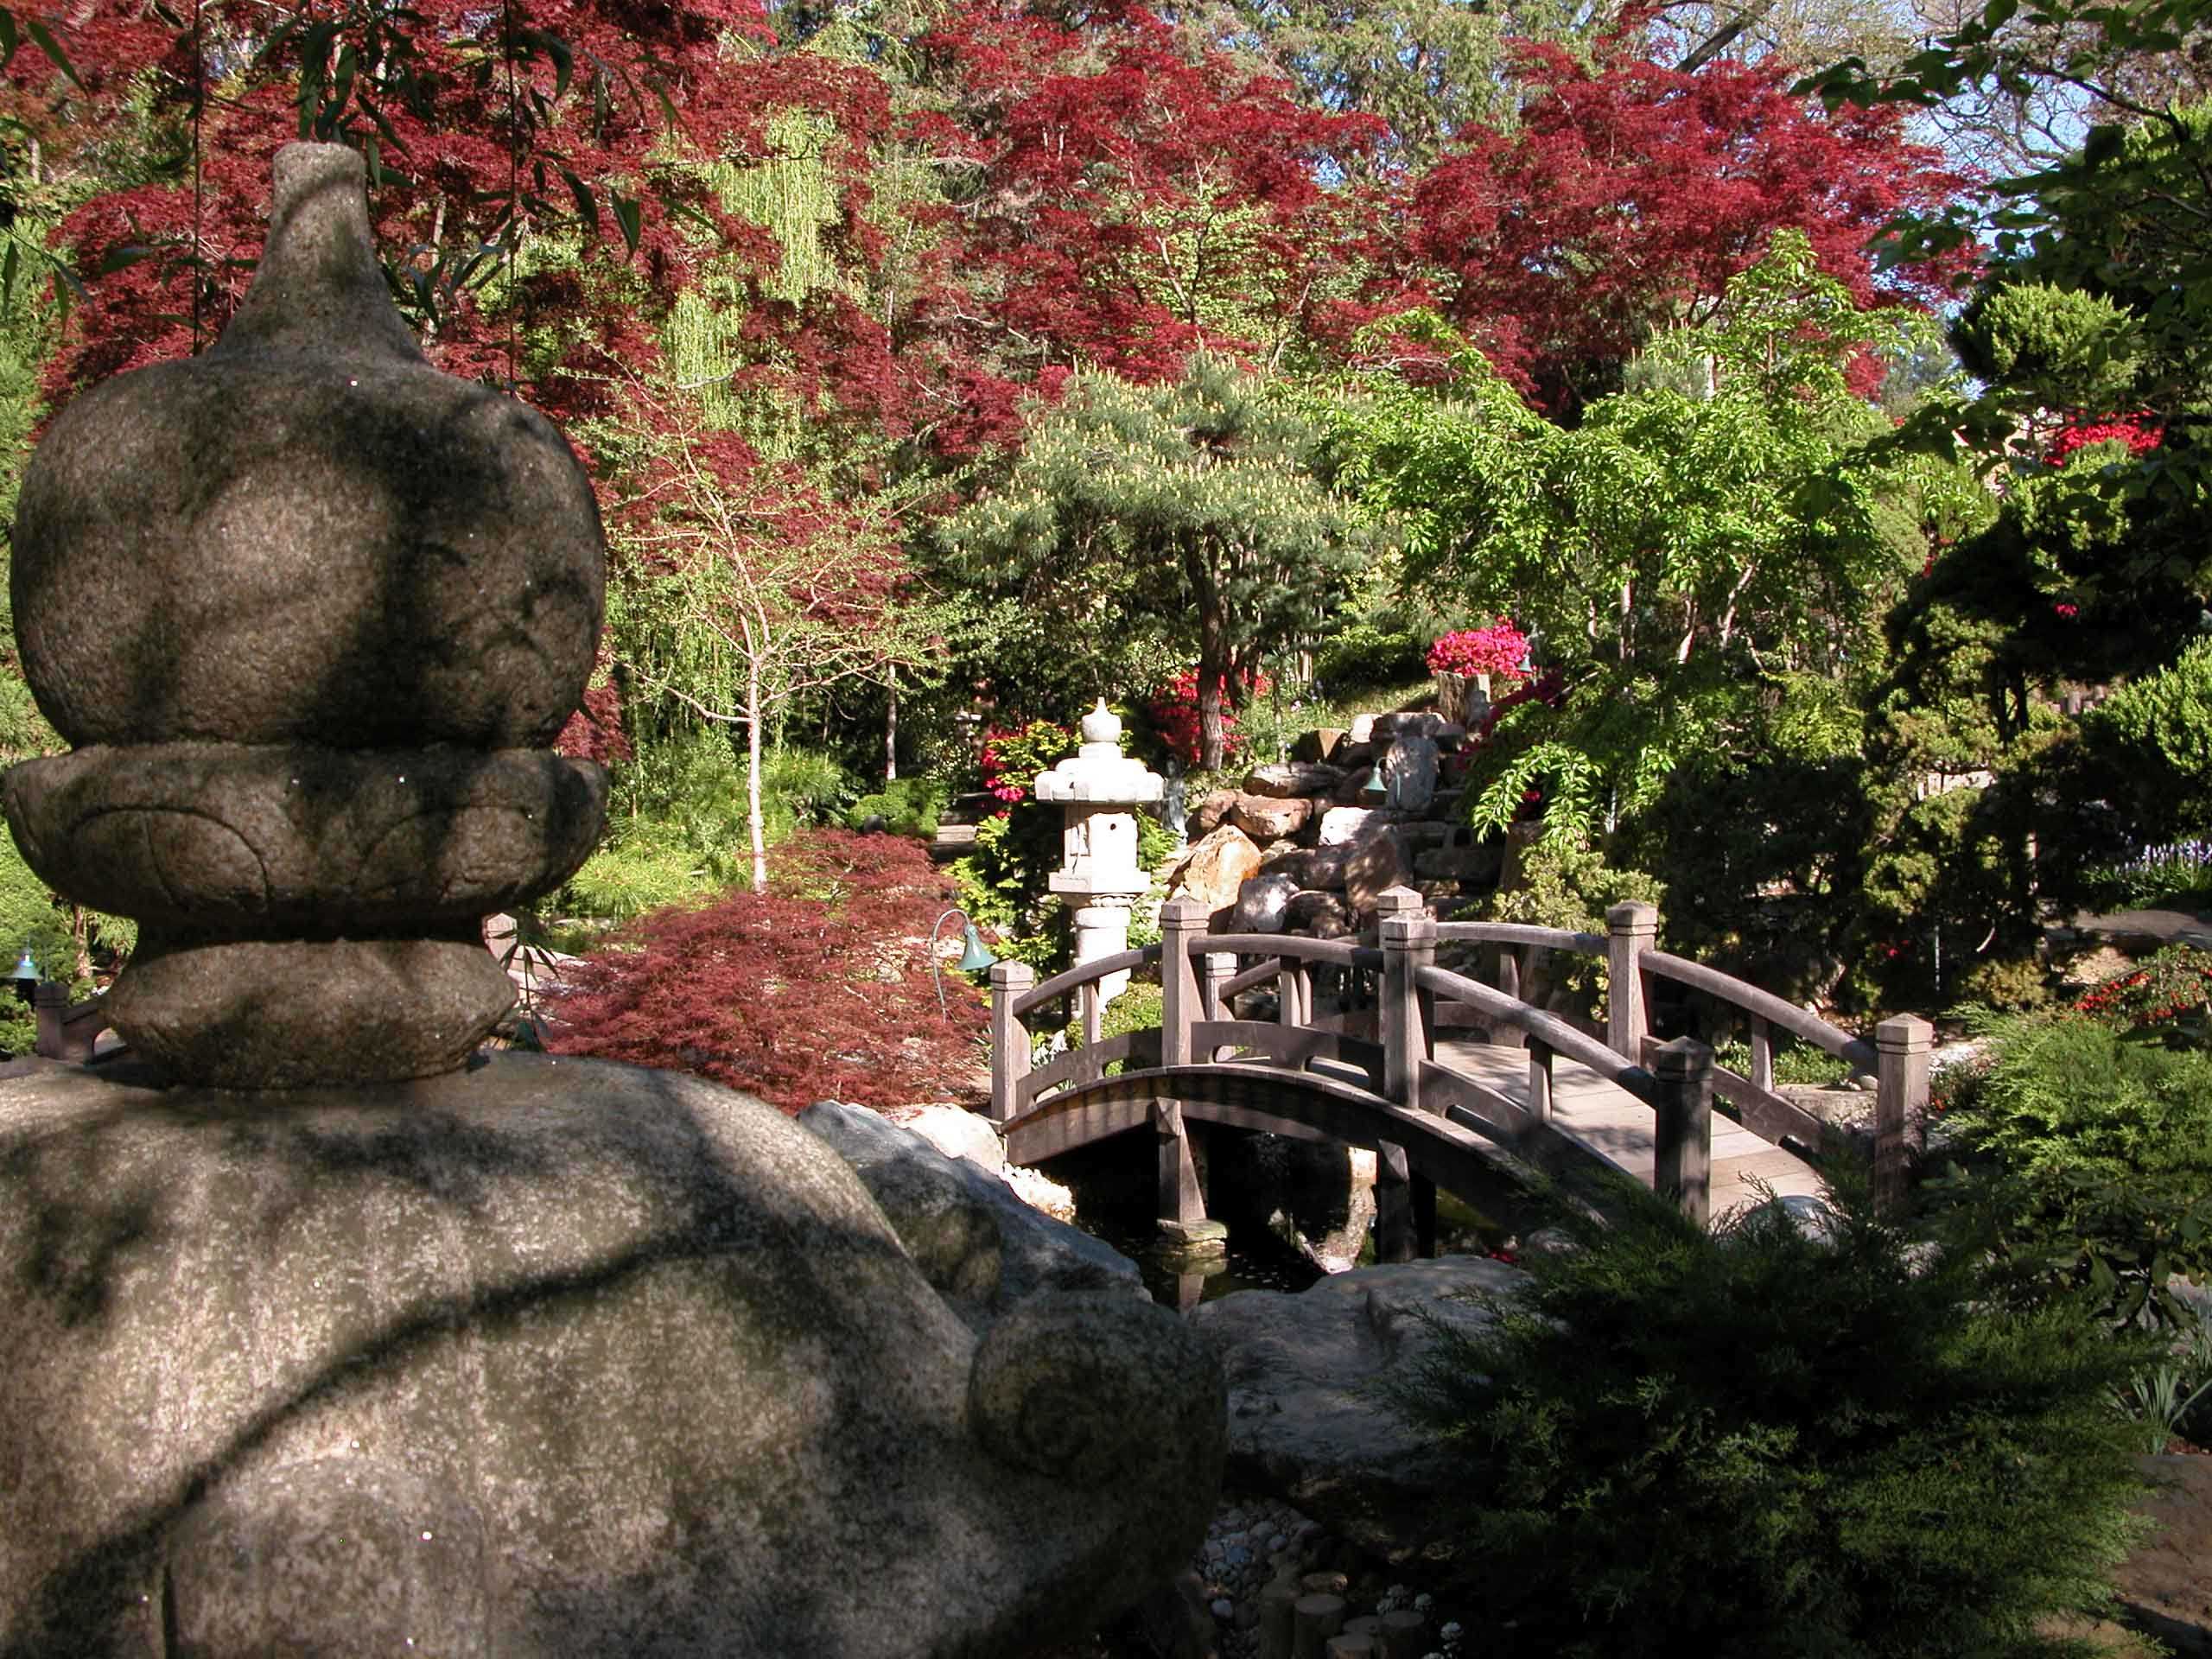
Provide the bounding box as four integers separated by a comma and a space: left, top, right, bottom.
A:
1154, 1100, 1207, 1230
1377, 888, 1437, 1262
1651, 1036, 1714, 1226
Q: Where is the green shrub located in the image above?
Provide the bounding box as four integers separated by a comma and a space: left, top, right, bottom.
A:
1472, 833, 1663, 1021
2113, 1309, 2212, 1453
563, 735, 857, 917
2080, 639, 2212, 841
1934, 1009, 2212, 1325
1314, 620, 1427, 692
844, 776, 949, 839
1709, 1035, 1853, 1088
1955, 952, 2055, 1013
1387, 1178, 2156, 1659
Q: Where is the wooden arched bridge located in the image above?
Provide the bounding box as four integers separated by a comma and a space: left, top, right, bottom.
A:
986, 889, 1931, 1259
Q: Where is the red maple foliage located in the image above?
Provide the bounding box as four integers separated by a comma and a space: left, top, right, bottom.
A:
1403, 44, 1963, 412
917, 0, 1382, 398
6, 0, 908, 441
543, 828, 989, 1113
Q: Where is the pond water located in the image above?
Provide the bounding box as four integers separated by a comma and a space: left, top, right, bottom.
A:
1044, 1125, 1523, 1311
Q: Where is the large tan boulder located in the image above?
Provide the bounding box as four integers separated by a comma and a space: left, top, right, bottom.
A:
1228, 794, 1313, 842
1171, 824, 1263, 908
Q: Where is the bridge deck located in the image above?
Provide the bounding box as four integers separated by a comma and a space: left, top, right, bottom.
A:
1435, 1035, 1824, 1217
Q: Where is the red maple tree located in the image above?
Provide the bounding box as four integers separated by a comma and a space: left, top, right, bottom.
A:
544, 827, 989, 1112
1402, 44, 1964, 412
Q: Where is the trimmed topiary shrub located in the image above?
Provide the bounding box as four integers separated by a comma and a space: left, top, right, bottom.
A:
844, 776, 950, 840
1385, 1177, 2156, 1659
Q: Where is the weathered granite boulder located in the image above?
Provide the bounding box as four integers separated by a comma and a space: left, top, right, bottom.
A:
1284, 890, 1355, 939
1190, 788, 1241, 836
1378, 735, 1441, 814
1314, 806, 1397, 849
1228, 793, 1313, 842
0, 1055, 1224, 1657
798, 1099, 1143, 1327
1371, 713, 1464, 746
1191, 1256, 1527, 1560
1172, 823, 1263, 908
1291, 728, 1348, 764
1415, 841, 1502, 886
1345, 830, 1414, 918
1243, 762, 1345, 799
1262, 845, 1351, 891
893, 1100, 1010, 1173
1227, 871, 1301, 934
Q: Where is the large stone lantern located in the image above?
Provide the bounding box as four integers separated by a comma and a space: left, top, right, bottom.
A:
1037, 700, 1162, 1006
0, 145, 1223, 1659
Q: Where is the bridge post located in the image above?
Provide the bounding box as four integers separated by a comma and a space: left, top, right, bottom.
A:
1377, 887, 1436, 1262
1651, 1035, 1713, 1227
1607, 901, 1658, 1063
1158, 899, 1210, 1071
988, 960, 1035, 1125
1874, 1014, 1931, 1216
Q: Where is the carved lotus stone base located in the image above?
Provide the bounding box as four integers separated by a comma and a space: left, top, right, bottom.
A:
107, 927, 518, 1088
3, 743, 607, 930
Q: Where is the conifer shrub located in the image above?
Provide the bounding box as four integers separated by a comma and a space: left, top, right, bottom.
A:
1386, 1179, 2156, 1659
545, 828, 988, 1111
1931, 1007, 2212, 1325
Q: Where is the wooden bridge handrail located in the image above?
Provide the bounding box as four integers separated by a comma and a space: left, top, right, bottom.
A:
1639, 951, 1878, 1074
1414, 963, 1656, 1106
1215, 940, 1383, 1003
1188, 933, 1383, 972
1434, 921, 1606, 956
1012, 946, 1161, 1017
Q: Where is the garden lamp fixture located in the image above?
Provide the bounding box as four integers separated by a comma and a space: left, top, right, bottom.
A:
929, 908, 998, 1020
10, 946, 36, 1006
1362, 766, 1389, 804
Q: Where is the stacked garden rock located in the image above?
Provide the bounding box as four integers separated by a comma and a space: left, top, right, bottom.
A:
1162, 711, 1502, 937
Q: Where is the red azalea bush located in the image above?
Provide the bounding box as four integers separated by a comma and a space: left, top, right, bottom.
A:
544, 828, 988, 1111
2049, 416, 2163, 466
2073, 944, 2212, 1043
1149, 667, 1272, 766
1426, 619, 1530, 683
978, 719, 1077, 804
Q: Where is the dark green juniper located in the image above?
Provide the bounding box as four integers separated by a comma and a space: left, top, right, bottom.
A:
1385, 1175, 2157, 1659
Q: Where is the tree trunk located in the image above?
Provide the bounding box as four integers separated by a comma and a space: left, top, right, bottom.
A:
885, 667, 898, 783
1198, 590, 1229, 771
747, 658, 769, 894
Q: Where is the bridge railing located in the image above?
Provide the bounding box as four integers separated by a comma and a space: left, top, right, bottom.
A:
988, 894, 1724, 1223
1437, 900, 1929, 1211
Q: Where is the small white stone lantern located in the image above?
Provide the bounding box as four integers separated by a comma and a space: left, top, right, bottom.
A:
1035, 699, 1163, 1007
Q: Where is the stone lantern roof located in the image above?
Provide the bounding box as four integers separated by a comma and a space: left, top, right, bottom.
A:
1034, 700, 1164, 805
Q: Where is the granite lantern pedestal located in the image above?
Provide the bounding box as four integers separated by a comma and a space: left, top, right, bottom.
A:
1037, 701, 1164, 1008
0, 144, 1222, 1659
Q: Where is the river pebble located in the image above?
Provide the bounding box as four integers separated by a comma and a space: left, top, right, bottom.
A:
1189, 1496, 1465, 1659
